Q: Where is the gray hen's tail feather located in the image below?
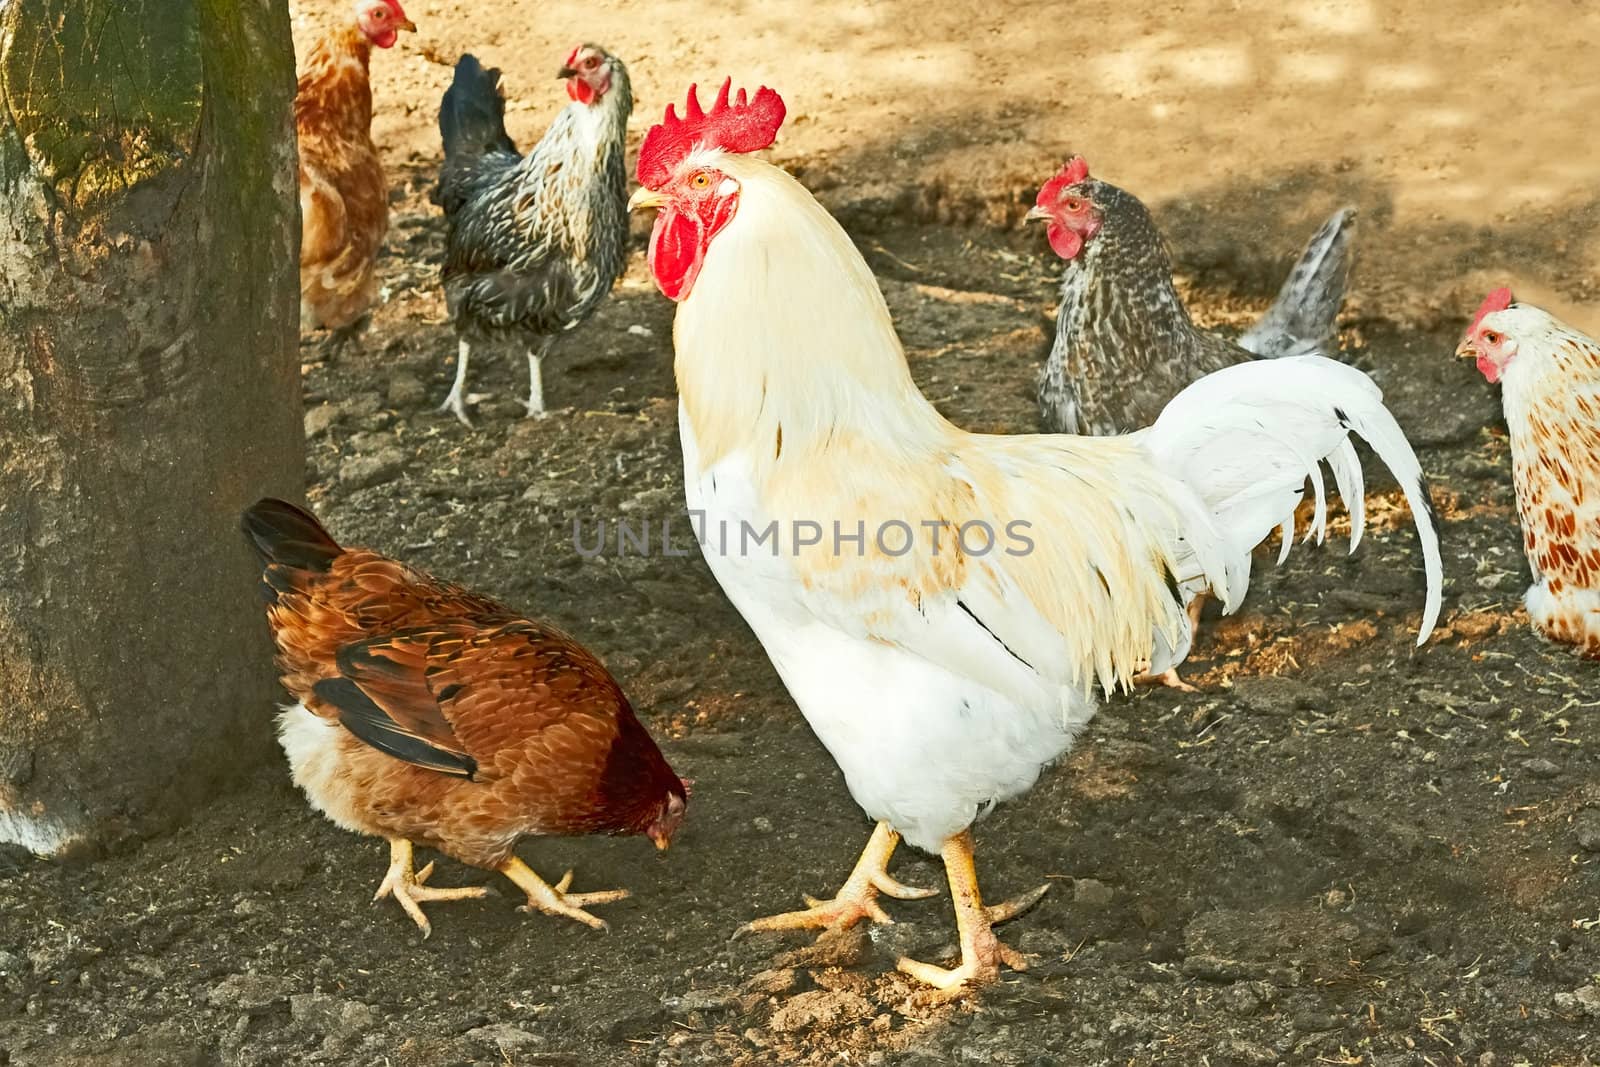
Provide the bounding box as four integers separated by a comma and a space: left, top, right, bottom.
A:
435, 54, 519, 213
1237, 207, 1357, 360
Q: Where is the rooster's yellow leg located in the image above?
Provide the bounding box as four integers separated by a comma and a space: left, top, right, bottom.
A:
896, 831, 1048, 990
1133, 595, 1208, 693
735, 820, 936, 937
373, 838, 489, 938
498, 856, 630, 931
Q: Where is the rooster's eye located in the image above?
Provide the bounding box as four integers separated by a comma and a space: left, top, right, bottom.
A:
691, 172, 711, 190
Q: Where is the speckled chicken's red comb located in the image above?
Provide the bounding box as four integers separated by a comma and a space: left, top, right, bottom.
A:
1469, 287, 1514, 332
1036, 156, 1090, 207
637, 79, 787, 189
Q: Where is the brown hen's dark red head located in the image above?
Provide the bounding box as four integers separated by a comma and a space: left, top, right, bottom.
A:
598, 709, 688, 850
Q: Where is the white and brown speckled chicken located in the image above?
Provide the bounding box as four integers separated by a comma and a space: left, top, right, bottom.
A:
241, 499, 686, 937
296, 0, 414, 338
1029, 156, 1357, 437
1456, 290, 1600, 656
433, 46, 633, 425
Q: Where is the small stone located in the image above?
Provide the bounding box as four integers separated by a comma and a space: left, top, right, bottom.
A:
1072, 878, 1114, 907
1575, 811, 1600, 852
208, 973, 293, 1014
0, 949, 24, 976
666, 988, 738, 1014
1522, 757, 1561, 780
752, 816, 774, 833
289, 992, 379, 1038
464, 1023, 542, 1053
743, 968, 800, 997
338, 448, 406, 490
387, 371, 427, 409
1574, 984, 1600, 1016
1181, 954, 1250, 982
1476, 571, 1513, 590
304, 405, 337, 438
627, 324, 654, 337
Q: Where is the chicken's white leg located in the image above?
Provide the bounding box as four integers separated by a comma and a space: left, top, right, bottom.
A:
524, 339, 552, 419
734, 820, 936, 936
440, 339, 474, 427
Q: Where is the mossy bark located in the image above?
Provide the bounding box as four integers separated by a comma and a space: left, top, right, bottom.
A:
0, 0, 303, 855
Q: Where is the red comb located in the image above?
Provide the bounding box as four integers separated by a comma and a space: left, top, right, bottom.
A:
1036, 156, 1090, 207
1469, 287, 1514, 332
382, 0, 408, 18
637, 79, 787, 189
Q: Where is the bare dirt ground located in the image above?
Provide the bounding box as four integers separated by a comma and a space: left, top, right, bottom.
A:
4, 1, 1600, 1064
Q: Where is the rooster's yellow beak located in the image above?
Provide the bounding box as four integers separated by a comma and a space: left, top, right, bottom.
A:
628, 187, 667, 213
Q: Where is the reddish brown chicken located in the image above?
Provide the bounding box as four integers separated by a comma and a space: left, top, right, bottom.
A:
296, 0, 415, 338
241, 499, 686, 936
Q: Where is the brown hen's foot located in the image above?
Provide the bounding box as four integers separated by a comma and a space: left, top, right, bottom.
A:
498, 857, 629, 931
373, 838, 489, 939
896, 831, 1047, 991
734, 821, 935, 938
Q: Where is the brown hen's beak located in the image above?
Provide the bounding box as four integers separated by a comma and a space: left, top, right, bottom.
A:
398, 18, 416, 32
557, 66, 579, 79
647, 827, 672, 851
1454, 339, 1477, 359
628, 187, 667, 213
1024, 206, 1051, 223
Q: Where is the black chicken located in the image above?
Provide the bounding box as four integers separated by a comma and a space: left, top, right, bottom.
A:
1028, 155, 1356, 437
433, 46, 632, 425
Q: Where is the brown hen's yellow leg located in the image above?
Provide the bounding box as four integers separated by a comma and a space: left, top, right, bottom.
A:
373, 838, 489, 939
498, 857, 630, 931
735, 821, 936, 937
897, 831, 1048, 991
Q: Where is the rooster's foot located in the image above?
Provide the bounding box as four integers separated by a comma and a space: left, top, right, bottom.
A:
734, 821, 934, 937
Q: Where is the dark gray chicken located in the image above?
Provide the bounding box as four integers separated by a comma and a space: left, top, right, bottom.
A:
1028, 156, 1356, 436
434, 46, 632, 425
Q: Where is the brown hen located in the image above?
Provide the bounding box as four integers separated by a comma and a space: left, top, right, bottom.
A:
241, 498, 686, 936
296, 0, 415, 337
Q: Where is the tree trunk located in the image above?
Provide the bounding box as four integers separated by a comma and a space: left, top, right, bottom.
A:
0, 0, 303, 855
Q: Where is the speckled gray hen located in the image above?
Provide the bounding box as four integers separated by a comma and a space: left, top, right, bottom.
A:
434, 46, 633, 424
1030, 156, 1356, 436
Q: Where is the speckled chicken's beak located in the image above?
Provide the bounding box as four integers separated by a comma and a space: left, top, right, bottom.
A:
557, 66, 579, 79
629, 187, 667, 213
1454, 338, 1477, 359
1024, 206, 1051, 223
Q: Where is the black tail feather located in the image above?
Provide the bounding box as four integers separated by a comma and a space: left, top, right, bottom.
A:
440, 54, 516, 160
240, 498, 343, 574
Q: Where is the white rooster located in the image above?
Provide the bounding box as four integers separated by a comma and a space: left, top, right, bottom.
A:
628, 82, 1444, 989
